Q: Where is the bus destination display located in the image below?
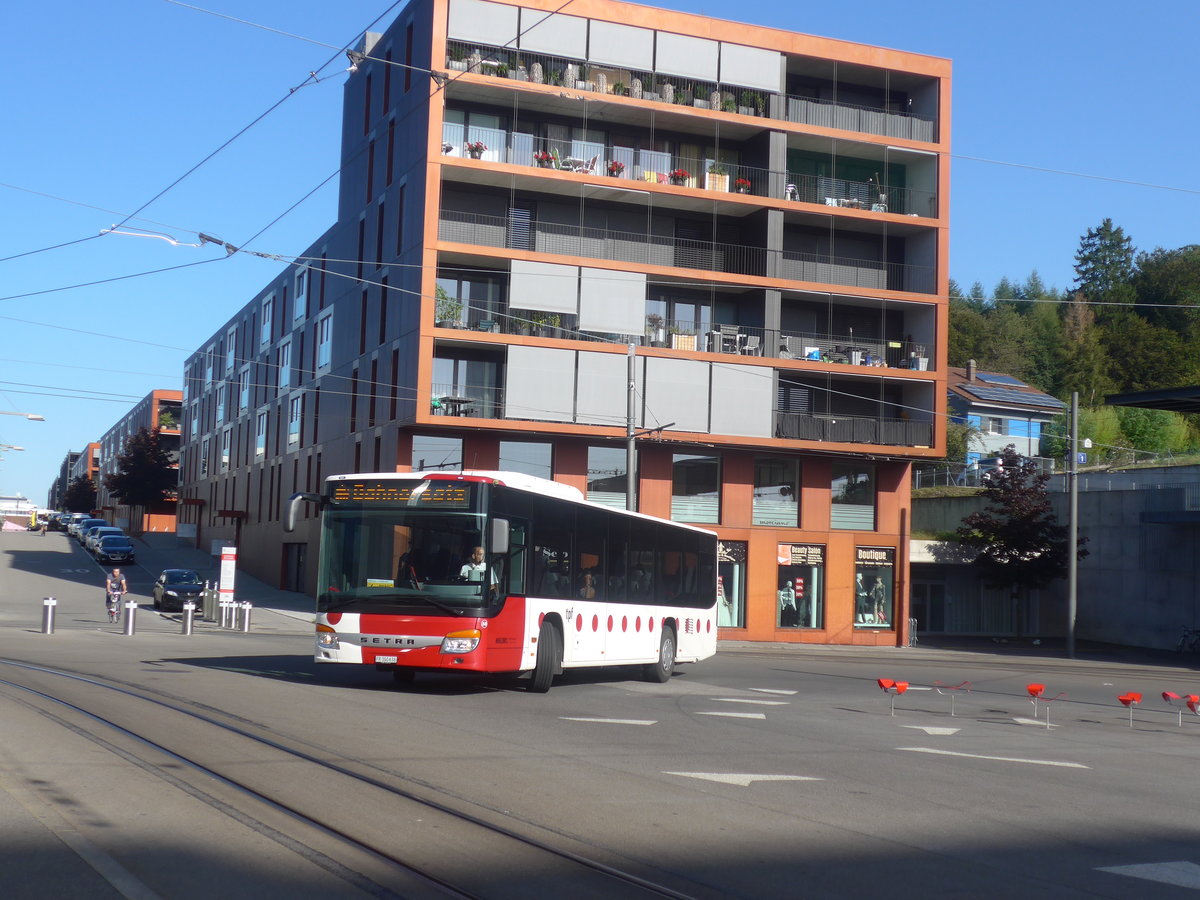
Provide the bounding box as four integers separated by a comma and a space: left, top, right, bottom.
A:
330, 480, 473, 508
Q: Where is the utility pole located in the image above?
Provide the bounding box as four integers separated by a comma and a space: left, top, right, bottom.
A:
626, 343, 636, 511
1067, 391, 1079, 659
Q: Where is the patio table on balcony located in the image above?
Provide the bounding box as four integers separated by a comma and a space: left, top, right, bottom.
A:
437, 396, 475, 416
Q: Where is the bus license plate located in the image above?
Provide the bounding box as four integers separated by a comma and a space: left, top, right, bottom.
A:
376, 655, 398, 664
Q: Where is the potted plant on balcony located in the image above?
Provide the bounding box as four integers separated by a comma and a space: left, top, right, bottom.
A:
645, 313, 667, 347
607, 160, 625, 178
668, 168, 689, 186
612, 81, 627, 96
435, 286, 463, 327
705, 163, 728, 192
738, 90, 757, 116
464, 140, 487, 159
533, 150, 553, 168
734, 177, 752, 194
530, 311, 561, 337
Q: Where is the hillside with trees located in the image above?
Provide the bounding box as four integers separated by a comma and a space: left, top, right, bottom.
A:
950, 219, 1200, 464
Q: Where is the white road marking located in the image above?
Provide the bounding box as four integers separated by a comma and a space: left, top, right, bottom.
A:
899, 747, 1088, 768
902, 726, 960, 735
1097, 861, 1200, 889
1013, 716, 1059, 728
559, 717, 657, 725
697, 711, 766, 720
749, 688, 797, 695
709, 698, 788, 706
664, 772, 822, 786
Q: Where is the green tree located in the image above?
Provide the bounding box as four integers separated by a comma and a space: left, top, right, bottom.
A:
1057, 293, 1111, 404
944, 420, 982, 464
1072, 218, 1136, 317
61, 476, 96, 513
955, 445, 1086, 636
103, 427, 177, 531
1102, 316, 1197, 393
1041, 406, 1122, 463
975, 304, 1033, 380
1116, 407, 1190, 456
1132, 245, 1200, 332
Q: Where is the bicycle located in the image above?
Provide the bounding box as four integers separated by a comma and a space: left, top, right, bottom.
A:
106, 590, 124, 625
1175, 627, 1200, 653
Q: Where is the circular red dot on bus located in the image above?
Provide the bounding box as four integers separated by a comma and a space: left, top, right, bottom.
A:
327, 613, 342, 625
607, 615, 613, 631
707, 619, 712, 633
538, 612, 545, 627
591, 614, 599, 632
576, 614, 584, 632
635, 616, 641, 631
649, 617, 655, 632
621, 616, 628, 632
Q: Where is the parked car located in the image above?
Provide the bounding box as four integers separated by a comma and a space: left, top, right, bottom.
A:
74, 518, 107, 543
86, 526, 124, 553
95, 535, 136, 564
152, 569, 204, 611
66, 514, 92, 537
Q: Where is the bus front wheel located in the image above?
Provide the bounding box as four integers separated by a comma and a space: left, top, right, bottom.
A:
644, 625, 676, 683
529, 622, 561, 693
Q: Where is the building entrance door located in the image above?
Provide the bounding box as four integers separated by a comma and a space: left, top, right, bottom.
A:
910, 581, 945, 633
284, 542, 307, 593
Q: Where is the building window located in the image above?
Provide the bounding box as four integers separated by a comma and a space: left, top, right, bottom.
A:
855, 547, 895, 628
220, 428, 231, 471
386, 119, 395, 185
190, 403, 199, 438
777, 543, 824, 629
411, 434, 461, 471
316, 312, 333, 369
261, 294, 274, 346
277, 340, 292, 392
214, 385, 225, 425
753, 457, 799, 526
988, 417, 1004, 435
204, 346, 214, 386
671, 453, 719, 524
255, 411, 267, 458
225, 328, 236, 373
499, 441, 552, 479
586, 446, 627, 510
717, 540, 747, 628
238, 366, 251, 413
288, 395, 302, 446
404, 23, 413, 91
200, 437, 210, 477
831, 463, 875, 530
294, 266, 308, 323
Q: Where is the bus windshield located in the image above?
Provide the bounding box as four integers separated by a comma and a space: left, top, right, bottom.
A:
318, 507, 502, 613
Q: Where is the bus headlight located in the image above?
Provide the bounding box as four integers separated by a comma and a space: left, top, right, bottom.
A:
316, 624, 340, 649
440, 630, 481, 654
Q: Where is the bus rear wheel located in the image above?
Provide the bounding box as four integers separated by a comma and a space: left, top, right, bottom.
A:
643, 625, 676, 683
529, 621, 561, 693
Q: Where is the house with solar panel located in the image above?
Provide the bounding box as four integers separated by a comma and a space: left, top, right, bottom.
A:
948, 361, 1065, 467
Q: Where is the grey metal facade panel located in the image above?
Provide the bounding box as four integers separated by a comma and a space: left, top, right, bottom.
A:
588, 20, 655, 70
719, 42, 783, 92
509, 260, 579, 314
654, 32, 719, 82
519, 9, 588, 57
576, 350, 633, 426
505, 345, 576, 422
644, 357, 710, 433
447, 0, 519, 46
578, 267, 645, 334
710, 363, 772, 438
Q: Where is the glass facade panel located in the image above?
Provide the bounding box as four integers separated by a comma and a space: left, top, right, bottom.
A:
671, 453, 719, 523
776, 543, 824, 628
717, 540, 746, 628
498, 441, 552, 479
753, 456, 799, 526
411, 434, 462, 471
854, 546, 894, 628
586, 445, 627, 510
831, 462, 875, 530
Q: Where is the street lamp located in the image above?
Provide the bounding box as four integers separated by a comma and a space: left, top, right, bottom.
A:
0, 411, 44, 421
0, 445, 26, 452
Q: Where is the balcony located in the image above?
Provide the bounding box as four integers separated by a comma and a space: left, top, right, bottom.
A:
444, 40, 937, 143
775, 411, 933, 447
442, 126, 937, 218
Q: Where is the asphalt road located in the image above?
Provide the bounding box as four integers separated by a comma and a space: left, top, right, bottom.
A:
3, 531, 1200, 898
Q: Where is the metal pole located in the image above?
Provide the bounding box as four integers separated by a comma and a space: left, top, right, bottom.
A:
41, 597, 56, 634
626, 342, 636, 511
240, 601, 252, 633
1067, 391, 1079, 659
181, 601, 195, 636
123, 599, 137, 636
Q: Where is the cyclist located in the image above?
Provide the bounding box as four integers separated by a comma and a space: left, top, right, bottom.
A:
105, 568, 128, 623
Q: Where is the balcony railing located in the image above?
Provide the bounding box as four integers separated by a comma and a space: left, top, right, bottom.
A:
444, 40, 936, 143
779, 249, 936, 295
442, 125, 937, 218
775, 412, 933, 447
430, 383, 504, 419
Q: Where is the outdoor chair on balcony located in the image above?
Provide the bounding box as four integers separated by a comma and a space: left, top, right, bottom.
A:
741, 335, 761, 356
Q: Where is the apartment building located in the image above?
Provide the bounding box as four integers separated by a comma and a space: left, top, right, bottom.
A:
179, 0, 950, 644
95, 389, 182, 532
47, 450, 82, 510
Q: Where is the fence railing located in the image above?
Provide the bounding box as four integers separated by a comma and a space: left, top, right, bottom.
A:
444, 40, 937, 144
778, 249, 936, 295
776, 412, 933, 447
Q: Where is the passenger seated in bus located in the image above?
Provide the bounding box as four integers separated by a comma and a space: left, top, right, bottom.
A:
577, 572, 597, 599
629, 568, 650, 595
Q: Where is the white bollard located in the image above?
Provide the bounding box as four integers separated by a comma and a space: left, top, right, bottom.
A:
41, 597, 56, 634
181, 601, 195, 635
123, 600, 137, 636
240, 601, 252, 633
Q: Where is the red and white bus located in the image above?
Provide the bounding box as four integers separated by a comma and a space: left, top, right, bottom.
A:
285, 471, 717, 691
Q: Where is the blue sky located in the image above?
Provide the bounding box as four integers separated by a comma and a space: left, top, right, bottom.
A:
1, 0, 1195, 499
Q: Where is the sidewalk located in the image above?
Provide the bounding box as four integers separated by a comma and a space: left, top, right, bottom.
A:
130, 533, 314, 635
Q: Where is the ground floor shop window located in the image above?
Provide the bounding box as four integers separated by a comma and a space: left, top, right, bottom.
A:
855, 546, 894, 627
717, 540, 746, 627
776, 543, 824, 628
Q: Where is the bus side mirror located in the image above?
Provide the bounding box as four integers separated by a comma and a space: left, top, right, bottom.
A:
490, 517, 510, 555
284, 492, 321, 533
